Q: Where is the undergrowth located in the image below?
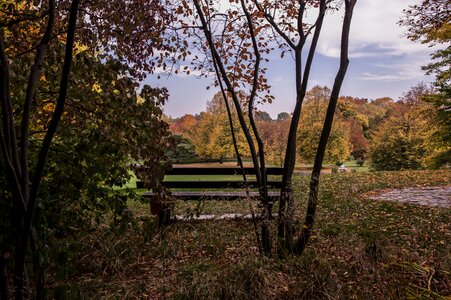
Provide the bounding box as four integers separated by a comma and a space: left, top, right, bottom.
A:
49, 170, 450, 299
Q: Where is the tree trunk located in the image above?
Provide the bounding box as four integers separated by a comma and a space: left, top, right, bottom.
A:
275, 0, 326, 256
11, 1, 80, 298
294, 0, 356, 255
0, 256, 8, 300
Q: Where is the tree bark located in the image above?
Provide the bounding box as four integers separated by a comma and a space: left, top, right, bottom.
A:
13, 1, 80, 298
295, 0, 356, 255
275, 0, 326, 255
0, 256, 8, 300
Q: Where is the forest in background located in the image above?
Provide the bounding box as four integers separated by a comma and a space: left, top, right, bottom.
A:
168, 83, 449, 170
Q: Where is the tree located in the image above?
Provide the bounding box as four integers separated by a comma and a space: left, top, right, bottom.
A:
0, 1, 173, 298
191, 111, 250, 161
170, 114, 199, 141
167, 134, 197, 163
400, 0, 450, 167
255, 111, 272, 121
370, 115, 426, 171
206, 91, 247, 115
369, 84, 434, 170
298, 87, 351, 164
336, 97, 370, 160
191, 0, 276, 254
277, 112, 291, 121
252, 0, 357, 255
1, 2, 81, 298
347, 120, 368, 160
258, 118, 290, 166
207, 92, 231, 115
190, 0, 357, 256
192, 112, 234, 160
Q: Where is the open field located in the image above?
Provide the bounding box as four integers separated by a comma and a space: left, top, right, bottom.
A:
57, 170, 450, 299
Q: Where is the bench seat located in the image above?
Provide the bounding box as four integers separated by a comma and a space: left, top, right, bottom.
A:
143, 191, 280, 201
137, 180, 282, 189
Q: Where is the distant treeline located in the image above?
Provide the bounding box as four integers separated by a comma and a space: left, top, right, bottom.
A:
167, 84, 449, 170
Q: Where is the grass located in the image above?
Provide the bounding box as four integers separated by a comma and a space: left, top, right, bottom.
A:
113, 170, 140, 190
116, 159, 371, 191
58, 169, 451, 299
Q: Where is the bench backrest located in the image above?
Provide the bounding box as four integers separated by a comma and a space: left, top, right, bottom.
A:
136, 166, 284, 189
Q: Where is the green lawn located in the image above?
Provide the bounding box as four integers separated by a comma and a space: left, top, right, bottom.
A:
118, 160, 370, 192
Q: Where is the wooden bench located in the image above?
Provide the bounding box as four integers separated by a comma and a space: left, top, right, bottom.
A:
136, 166, 283, 223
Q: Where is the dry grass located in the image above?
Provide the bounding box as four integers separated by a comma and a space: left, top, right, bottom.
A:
49, 170, 450, 299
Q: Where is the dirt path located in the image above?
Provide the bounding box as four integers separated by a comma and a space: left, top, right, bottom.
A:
369, 186, 451, 208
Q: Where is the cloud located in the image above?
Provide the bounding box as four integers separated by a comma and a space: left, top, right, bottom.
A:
152, 64, 214, 79
313, 0, 433, 59
359, 64, 425, 82
360, 72, 408, 81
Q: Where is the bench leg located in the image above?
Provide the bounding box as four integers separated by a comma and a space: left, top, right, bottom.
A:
157, 206, 172, 227
150, 196, 173, 227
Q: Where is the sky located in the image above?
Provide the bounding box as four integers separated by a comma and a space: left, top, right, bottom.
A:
145, 0, 436, 119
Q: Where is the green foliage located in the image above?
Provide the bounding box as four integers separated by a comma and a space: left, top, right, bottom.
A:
356, 160, 365, 167
401, 0, 451, 168
1, 43, 171, 285
370, 122, 425, 171
370, 84, 449, 170
167, 135, 197, 163
277, 112, 291, 121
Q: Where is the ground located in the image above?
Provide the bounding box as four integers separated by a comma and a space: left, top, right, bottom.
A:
51, 170, 450, 299
368, 186, 450, 208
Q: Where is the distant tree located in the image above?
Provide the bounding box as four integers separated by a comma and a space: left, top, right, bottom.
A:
167, 135, 197, 163
255, 111, 272, 121
400, 83, 448, 168
370, 116, 426, 171
372, 97, 396, 109
206, 92, 230, 115
348, 120, 369, 160
192, 112, 249, 161
337, 97, 369, 160
206, 91, 247, 115
258, 119, 290, 166
277, 112, 291, 121
170, 114, 199, 141
298, 87, 352, 164
369, 84, 435, 170
400, 0, 450, 167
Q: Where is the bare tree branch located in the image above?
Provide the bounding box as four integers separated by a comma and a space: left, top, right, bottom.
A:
253, 0, 296, 50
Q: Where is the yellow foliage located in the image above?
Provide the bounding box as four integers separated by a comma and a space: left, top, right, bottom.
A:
91, 83, 102, 93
